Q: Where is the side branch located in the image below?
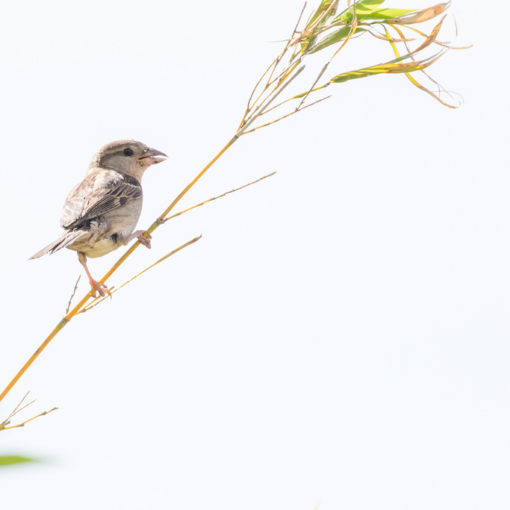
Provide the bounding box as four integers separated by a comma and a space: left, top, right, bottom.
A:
0, 391, 57, 432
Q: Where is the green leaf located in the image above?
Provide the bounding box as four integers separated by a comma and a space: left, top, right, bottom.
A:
307, 0, 339, 28
329, 51, 445, 83
308, 26, 365, 54
335, 0, 385, 23
0, 455, 37, 467
303, 0, 340, 52
361, 7, 416, 20
352, 0, 386, 14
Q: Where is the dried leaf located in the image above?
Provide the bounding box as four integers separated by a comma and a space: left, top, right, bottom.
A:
393, 2, 450, 24
382, 15, 447, 66
383, 25, 458, 108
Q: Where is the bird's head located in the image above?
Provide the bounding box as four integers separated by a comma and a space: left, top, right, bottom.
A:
91, 140, 167, 180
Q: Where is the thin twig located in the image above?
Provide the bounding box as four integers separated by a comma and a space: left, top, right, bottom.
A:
239, 65, 306, 136
240, 4, 305, 131
242, 60, 303, 132
79, 236, 202, 313
242, 95, 331, 135
241, 56, 280, 129
161, 171, 277, 224
250, 3, 307, 116
266, 2, 308, 86
1, 408, 58, 431
0, 391, 57, 431
82, 172, 277, 313
65, 275, 81, 314
4, 392, 34, 423
297, 1, 358, 111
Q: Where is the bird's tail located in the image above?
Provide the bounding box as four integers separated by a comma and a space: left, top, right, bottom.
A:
30, 230, 83, 259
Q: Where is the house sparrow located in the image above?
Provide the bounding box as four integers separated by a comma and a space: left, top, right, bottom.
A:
31, 140, 167, 296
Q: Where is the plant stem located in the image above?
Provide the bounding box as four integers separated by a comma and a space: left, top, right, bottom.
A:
0, 137, 238, 404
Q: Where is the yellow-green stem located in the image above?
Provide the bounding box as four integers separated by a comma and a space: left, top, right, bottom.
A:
0, 136, 238, 404
0, 293, 91, 403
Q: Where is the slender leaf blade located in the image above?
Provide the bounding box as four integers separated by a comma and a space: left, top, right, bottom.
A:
330, 51, 446, 83
361, 8, 416, 20
308, 26, 365, 53
0, 455, 37, 466
353, 0, 386, 14
336, 0, 385, 23
303, 0, 340, 52
307, 0, 339, 28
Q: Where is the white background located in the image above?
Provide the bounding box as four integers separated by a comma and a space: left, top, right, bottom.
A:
0, 1, 508, 509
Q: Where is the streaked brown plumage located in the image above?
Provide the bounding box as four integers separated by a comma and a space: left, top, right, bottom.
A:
31, 140, 167, 296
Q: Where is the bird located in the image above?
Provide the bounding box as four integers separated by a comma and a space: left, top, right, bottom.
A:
30, 140, 167, 297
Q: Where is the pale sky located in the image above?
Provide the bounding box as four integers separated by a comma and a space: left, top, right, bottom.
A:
1, 1, 508, 509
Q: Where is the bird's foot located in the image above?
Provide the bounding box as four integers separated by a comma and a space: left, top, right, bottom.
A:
88, 277, 110, 298
129, 230, 152, 249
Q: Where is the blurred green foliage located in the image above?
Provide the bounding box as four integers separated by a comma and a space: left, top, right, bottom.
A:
0, 455, 37, 467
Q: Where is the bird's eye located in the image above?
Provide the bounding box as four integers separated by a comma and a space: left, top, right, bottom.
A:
123, 148, 134, 157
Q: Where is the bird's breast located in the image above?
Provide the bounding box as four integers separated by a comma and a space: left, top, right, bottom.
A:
80, 237, 119, 258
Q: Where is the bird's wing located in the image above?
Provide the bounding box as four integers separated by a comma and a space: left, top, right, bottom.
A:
61, 170, 142, 230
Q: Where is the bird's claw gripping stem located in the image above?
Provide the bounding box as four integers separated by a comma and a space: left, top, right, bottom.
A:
88, 278, 110, 298
129, 230, 152, 249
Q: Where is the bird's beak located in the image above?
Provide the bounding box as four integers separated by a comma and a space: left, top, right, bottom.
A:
139, 147, 167, 165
